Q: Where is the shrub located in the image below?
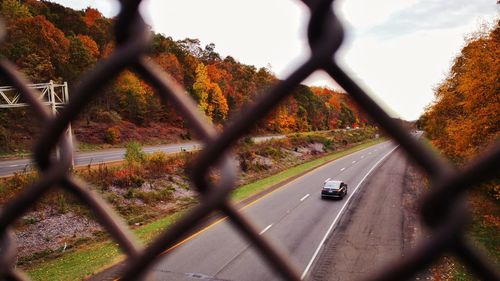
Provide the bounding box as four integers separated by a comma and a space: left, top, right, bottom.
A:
260, 146, 285, 159
125, 141, 146, 166
104, 127, 121, 144
94, 110, 122, 124
146, 151, 168, 176
113, 168, 144, 188
131, 186, 175, 204
323, 139, 333, 150
243, 136, 254, 145
22, 215, 38, 225
0, 171, 38, 203
57, 193, 69, 214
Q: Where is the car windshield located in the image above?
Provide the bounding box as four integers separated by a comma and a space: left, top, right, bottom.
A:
324, 181, 341, 189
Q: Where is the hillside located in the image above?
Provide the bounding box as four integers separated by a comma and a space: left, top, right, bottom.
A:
0, 0, 368, 153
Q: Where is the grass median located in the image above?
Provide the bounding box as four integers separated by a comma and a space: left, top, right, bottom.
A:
26, 138, 386, 281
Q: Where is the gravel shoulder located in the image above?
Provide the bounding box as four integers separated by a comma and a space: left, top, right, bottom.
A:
310, 149, 430, 281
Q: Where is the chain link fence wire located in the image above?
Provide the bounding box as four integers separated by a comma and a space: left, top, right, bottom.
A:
0, 0, 499, 280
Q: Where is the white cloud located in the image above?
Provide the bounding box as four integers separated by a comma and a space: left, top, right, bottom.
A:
140, 0, 308, 77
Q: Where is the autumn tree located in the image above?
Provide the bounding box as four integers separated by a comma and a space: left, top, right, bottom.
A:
63, 35, 98, 81
113, 71, 149, 125
193, 63, 210, 114
83, 7, 111, 50
153, 53, 184, 84
423, 21, 499, 161
193, 63, 229, 121
40, 1, 87, 36
207, 82, 229, 122
1, 0, 32, 22
2, 15, 69, 82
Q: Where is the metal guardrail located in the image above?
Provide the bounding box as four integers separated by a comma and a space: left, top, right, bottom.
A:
0, 0, 498, 280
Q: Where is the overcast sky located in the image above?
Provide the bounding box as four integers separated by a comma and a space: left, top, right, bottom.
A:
52, 0, 498, 120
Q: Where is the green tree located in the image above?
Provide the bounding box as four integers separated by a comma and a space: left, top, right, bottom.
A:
1, 0, 32, 22
63, 35, 97, 81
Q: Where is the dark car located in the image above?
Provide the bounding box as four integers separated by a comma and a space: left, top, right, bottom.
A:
321, 179, 348, 199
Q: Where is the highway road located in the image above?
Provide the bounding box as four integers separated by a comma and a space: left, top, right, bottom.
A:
0, 135, 284, 177
148, 140, 400, 280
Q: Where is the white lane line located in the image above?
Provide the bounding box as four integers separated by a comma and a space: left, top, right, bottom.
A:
361, 155, 364, 158
340, 168, 345, 171
300, 194, 310, 202
352, 161, 356, 164
259, 224, 273, 235
300, 145, 399, 280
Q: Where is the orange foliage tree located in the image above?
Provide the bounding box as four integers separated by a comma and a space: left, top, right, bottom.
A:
2, 15, 69, 82
422, 22, 500, 161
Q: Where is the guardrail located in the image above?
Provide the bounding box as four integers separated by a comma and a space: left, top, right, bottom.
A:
0, 0, 498, 280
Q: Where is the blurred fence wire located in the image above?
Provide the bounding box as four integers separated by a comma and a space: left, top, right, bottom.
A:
0, 0, 499, 280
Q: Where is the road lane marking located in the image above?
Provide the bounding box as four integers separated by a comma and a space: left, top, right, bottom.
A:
361, 155, 364, 158
259, 224, 273, 235
153, 141, 391, 259
300, 145, 399, 280
340, 168, 345, 171
162, 216, 228, 255
300, 194, 310, 202
352, 161, 356, 164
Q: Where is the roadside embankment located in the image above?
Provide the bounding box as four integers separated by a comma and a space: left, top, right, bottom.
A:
0, 128, 381, 280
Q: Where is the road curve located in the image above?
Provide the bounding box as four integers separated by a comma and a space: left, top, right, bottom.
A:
148, 140, 399, 280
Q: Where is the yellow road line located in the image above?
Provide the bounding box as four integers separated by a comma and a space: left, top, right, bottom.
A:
114, 141, 386, 280
161, 141, 385, 251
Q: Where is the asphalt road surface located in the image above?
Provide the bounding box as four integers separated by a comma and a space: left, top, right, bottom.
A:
147, 140, 401, 280
310, 148, 428, 280
0, 135, 284, 177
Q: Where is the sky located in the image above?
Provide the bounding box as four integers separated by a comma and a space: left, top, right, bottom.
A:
51, 0, 498, 120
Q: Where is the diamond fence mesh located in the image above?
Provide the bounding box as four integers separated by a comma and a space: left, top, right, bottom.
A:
0, 0, 499, 280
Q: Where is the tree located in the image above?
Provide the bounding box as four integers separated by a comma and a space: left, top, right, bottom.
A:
423, 21, 499, 161
153, 53, 184, 84
207, 82, 228, 122
83, 8, 102, 26
113, 71, 149, 125
178, 38, 203, 58
36, 1, 87, 36
202, 43, 221, 63
63, 35, 98, 81
77, 34, 99, 58
193, 63, 210, 114
1, 0, 32, 22
192, 63, 229, 122
2, 15, 69, 82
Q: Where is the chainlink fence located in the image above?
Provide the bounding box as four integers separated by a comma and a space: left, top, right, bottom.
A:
0, 0, 499, 280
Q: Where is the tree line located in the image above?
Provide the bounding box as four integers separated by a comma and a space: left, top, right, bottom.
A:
0, 0, 367, 135
419, 21, 499, 163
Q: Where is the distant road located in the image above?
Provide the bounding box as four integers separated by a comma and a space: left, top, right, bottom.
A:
0, 135, 285, 177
